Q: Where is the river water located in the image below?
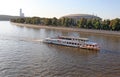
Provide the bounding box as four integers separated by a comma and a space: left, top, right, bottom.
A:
0, 21, 120, 77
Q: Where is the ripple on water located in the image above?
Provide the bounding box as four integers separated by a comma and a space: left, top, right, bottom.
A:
0, 21, 120, 77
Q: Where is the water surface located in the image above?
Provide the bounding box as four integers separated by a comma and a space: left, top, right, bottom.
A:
0, 21, 120, 77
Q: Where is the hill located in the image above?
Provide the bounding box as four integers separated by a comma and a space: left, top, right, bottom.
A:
0, 15, 24, 21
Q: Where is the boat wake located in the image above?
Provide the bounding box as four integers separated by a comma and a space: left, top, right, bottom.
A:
30, 39, 43, 42
19, 38, 43, 43
0, 35, 43, 43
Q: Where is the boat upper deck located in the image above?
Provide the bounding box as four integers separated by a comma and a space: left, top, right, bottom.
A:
58, 36, 89, 41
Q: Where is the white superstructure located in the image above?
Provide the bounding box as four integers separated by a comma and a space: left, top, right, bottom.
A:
44, 36, 100, 50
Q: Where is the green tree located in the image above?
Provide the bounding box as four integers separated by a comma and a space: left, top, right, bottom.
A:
101, 20, 110, 30
77, 18, 87, 28
44, 18, 52, 25
52, 17, 58, 26
31, 17, 40, 24
86, 19, 92, 29
110, 18, 120, 31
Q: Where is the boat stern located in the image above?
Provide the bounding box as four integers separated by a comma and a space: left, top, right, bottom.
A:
85, 41, 100, 50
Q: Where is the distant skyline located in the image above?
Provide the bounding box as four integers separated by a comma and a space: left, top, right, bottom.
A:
0, 0, 120, 19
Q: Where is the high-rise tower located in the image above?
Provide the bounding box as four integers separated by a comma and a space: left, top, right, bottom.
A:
20, 9, 24, 17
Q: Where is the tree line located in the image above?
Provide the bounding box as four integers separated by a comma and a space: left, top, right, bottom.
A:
11, 17, 120, 31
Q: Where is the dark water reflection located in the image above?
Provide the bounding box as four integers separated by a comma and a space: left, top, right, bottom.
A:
0, 21, 120, 77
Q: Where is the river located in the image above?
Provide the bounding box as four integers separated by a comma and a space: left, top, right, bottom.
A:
0, 21, 120, 77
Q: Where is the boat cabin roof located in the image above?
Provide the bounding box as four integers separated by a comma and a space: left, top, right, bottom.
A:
59, 36, 89, 41
85, 41, 97, 45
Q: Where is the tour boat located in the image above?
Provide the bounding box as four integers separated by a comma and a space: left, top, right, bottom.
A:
44, 36, 100, 50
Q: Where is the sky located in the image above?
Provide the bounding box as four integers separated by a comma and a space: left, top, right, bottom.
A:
0, 0, 120, 19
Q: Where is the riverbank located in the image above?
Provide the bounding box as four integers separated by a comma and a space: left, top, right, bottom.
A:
11, 22, 120, 37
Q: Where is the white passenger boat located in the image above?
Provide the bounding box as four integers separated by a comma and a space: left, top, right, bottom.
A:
44, 36, 100, 50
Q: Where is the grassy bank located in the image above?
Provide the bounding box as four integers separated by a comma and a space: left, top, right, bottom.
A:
11, 22, 120, 37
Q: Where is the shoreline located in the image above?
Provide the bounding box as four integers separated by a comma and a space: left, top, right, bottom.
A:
11, 22, 120, 37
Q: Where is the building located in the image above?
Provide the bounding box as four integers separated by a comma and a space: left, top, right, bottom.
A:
61, 14, 101, 21
20, 9, 24, 17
